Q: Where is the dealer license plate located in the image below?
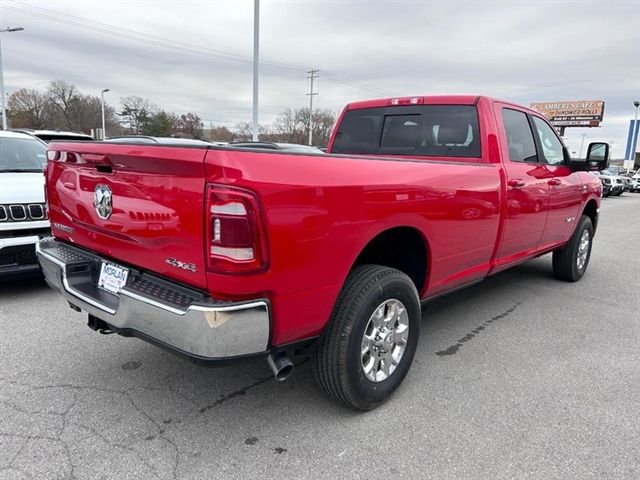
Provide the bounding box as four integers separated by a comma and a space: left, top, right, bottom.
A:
98, 262, 129, 295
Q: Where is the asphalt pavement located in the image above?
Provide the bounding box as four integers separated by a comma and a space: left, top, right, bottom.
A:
1, 194, 639, 480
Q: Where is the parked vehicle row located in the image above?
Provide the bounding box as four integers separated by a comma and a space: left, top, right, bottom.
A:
592, 168, 640, 196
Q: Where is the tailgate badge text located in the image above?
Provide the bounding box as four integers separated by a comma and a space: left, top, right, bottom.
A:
166, 257, 197, 273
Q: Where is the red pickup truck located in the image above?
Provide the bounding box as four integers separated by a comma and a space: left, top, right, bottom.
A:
37, 95, 609, 410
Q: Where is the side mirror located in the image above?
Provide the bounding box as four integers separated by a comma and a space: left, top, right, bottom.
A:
569, 142, 610, 172
586, 142, 609, 162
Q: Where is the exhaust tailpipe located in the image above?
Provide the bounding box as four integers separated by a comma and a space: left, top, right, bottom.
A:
267, 351, 294, 381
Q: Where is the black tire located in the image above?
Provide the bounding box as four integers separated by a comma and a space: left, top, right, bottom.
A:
312, 265, 421, 410
552, 215, 594, 282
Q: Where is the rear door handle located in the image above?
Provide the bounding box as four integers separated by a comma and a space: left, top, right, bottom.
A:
548, 179, 562, 186
508, 179, 525, 188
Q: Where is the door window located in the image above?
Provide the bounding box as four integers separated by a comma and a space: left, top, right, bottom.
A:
501, 109, 537, 163
532, 116, 565, 165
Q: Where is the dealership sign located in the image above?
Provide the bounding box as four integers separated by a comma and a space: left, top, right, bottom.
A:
529, 100, 605, 127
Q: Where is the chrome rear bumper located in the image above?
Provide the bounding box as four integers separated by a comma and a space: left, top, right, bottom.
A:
36, 239, 270, 360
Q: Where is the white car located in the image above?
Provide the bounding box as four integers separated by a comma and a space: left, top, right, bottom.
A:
11, 128, 94, 143
0, 131, 50, 277
631, 170, 640, 192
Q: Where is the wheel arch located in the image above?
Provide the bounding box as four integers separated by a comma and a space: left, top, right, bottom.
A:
582, 198, 599, 232
350, 226, 431, 296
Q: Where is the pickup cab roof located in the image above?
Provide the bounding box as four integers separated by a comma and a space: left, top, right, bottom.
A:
345, 95, 481, 111
344, 95, 542, 116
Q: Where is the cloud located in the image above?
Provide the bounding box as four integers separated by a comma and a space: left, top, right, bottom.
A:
2, 0, 638, 155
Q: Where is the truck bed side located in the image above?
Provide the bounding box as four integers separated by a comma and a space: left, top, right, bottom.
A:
202, 148, 502, 344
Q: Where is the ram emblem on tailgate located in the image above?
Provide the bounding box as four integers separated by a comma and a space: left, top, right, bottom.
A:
94, 185, 113, 220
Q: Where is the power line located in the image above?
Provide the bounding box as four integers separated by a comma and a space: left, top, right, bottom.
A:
5, 0, 393, 98
6, 1, 305, 72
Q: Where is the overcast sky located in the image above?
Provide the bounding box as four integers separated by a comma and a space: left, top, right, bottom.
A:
2, 0, 639, 156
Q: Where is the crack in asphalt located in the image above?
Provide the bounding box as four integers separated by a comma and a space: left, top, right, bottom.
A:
0, 373, 279, 478
2, 437, 29, 474
0, 379, 177, 479
435, 302, 522, 356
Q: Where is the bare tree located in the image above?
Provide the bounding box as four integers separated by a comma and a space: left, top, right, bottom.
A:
310, 109, 336, 146
177, 112, 204, 139
272, 108, 304, 143
120, 96, 156, 134
73, 95, 119, 135
208, 125, 234, 142
47, 80, 81, 130
8, 84, 120, 134
233, 122, 253, 142
270, 108, 335, 146
7, 89, 49, 129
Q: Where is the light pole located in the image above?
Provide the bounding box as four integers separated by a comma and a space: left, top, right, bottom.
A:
101, 88, 110, 140
0, 27, 24, 130
252, 0, 259, 142
631, 100, 640, 172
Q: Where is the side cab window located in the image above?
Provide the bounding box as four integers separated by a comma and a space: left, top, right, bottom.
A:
531, 116, 566, 166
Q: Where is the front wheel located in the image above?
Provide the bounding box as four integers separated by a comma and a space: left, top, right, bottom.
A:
552, 215, 594, 282
312, 265, 421, 410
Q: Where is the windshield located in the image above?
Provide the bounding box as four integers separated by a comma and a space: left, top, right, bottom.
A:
0, 137, 47, 172
332, 105, 481, 158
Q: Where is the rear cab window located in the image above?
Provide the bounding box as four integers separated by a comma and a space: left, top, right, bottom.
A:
332, 105, 481, 159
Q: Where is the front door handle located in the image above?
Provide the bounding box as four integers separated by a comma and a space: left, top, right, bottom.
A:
508, 179, 525, 188
548, 179, 562, 186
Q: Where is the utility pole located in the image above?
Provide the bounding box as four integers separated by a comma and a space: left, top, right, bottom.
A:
307, 69, 319, 145
578, 133, 587, 159
252, 0, 260, 142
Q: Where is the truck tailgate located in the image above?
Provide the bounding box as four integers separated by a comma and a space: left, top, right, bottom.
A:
46, 143, 208, 289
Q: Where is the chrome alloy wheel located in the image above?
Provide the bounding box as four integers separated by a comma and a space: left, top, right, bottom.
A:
576, 229, 590, 270
361, 299, 409, 383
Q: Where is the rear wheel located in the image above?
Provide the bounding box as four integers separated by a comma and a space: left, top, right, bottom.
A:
312, 265, 421, 410
552, 215, 594, 282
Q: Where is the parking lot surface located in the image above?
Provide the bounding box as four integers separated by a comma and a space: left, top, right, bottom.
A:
1, 194, 639, 480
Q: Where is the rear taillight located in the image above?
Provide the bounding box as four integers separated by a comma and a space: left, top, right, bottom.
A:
206, 184, 269, 274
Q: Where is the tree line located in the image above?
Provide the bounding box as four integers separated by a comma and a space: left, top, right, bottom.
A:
7, 80, 336, 145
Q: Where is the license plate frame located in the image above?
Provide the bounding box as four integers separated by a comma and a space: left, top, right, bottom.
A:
97, 261, 129, 295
